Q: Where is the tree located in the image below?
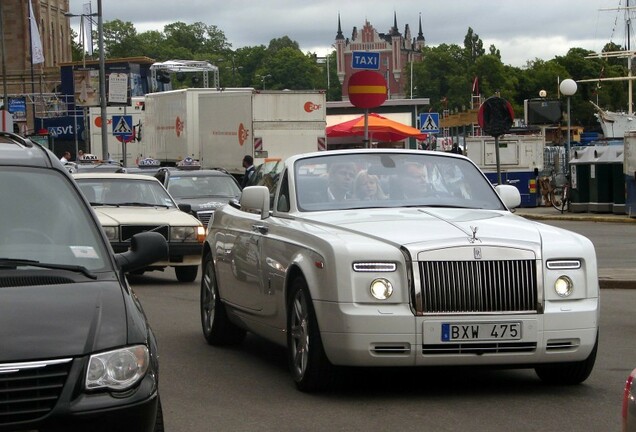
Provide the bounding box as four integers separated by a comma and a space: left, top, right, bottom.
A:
70, 28, 83, 61
257, 47, 321, 90
101, 19, 139, 58
463, 27, 485, 65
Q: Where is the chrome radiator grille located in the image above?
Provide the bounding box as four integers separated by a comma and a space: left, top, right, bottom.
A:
196, 210, 214, 227
0, 358, 72, 425
418, 260, 538, 313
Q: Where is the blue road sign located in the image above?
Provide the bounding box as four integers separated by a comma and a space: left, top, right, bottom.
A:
419, 112, 440, 134
352, 51, 380, 70
112, 115, 133, 137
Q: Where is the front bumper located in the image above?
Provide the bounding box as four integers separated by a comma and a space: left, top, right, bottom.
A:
314, 298, 599, 367
0, 358, 159, 432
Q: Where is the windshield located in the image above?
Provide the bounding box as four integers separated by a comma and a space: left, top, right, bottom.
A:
294, 152, 506, 212
167, 175, 241, 199
76, 177, 177, 207
0, 168, 111, 271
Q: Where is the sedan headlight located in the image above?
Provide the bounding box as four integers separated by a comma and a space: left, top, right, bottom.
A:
370, 278, 393, 300
102, 226, 119, 241
170, 226, 206, 243
554, 275, 574, 297
86, 345, 149, 391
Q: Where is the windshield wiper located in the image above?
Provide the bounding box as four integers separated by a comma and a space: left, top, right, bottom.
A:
0, 258, 97, 279
118, 202, 171, 208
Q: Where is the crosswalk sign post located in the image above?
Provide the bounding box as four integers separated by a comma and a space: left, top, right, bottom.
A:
419, 112, 440, 134
112, 115, 133, 138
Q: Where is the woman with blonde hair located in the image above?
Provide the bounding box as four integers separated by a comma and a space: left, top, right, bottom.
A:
354, 170, 387, 200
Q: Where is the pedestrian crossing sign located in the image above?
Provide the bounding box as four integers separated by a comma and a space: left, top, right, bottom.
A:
419, 112, 440, 134
112, 115, 133, 137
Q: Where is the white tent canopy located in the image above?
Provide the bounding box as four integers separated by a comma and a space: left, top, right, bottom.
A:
150, 60, 219, 90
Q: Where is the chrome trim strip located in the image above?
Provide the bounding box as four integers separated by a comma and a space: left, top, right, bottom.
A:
0, 358, 73, 374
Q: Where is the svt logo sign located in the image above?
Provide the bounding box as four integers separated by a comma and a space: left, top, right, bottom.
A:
351, 51, 380, 70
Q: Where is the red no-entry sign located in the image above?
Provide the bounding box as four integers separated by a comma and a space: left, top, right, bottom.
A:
347, 71, 387, 109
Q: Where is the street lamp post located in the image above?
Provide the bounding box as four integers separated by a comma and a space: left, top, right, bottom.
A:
559, 78, 577, 176
257, 74, 271, 90
97, 0, 108, 161
66, 0, 107, 160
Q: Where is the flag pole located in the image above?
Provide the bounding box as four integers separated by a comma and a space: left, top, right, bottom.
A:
28, 1, 36, 132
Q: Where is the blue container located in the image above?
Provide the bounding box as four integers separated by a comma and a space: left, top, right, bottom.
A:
484, 171, 539, 208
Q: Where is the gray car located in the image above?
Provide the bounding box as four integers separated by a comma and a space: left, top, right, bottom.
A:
155, 165, 241, 227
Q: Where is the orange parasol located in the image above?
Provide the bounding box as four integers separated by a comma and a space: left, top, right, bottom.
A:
326, 113, 427, 142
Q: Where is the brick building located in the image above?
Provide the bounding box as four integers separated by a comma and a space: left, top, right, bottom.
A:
335, 13, 425, 101
0, 0, 72, 132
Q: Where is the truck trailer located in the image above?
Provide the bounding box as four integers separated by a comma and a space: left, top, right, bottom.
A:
140, 88, 326, 174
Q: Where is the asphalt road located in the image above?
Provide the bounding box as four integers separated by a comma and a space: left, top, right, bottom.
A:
129, 219, 636, 432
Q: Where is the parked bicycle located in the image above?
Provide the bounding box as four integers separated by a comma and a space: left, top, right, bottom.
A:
551, 173, 570, 213
538, 171, 570, 213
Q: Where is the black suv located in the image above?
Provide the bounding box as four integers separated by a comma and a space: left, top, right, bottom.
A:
0, 132, 168, 431
155, 165, 241, 227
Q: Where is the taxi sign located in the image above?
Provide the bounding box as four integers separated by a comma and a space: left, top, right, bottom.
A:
176, 157, 201, 170
352, 51, 380, 70
138, 157, 161, 168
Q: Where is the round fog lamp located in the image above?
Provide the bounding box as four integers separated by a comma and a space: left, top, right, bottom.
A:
554, 276, 573, 297
370, 278, 393, 300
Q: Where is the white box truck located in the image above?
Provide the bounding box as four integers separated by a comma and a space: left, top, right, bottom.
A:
140, 88, 326, 174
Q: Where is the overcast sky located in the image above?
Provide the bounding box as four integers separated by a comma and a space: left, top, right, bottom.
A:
69, 0, 633, 67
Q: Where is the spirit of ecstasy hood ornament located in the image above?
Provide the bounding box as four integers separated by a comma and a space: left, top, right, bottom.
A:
468, 226, 480, 243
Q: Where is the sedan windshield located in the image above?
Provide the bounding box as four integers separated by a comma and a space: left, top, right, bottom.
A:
294, 152, 506, 212
77, 178, 177, 207
167, 175, 241, 199
0, 169, 110, 271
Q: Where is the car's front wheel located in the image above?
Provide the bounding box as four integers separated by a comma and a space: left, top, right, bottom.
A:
287, 276, 334, 392
176, 265, 198, 282
535, 332, 598, 385
200, 253, 246, 345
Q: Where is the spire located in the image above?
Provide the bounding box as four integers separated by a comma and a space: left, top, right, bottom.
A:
417, 12, 425, 42
391, 11, 401, 36
336, 13, 344, 40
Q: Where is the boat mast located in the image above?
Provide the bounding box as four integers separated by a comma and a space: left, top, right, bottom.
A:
628, 0, 633, 115
580, 2, 636, 114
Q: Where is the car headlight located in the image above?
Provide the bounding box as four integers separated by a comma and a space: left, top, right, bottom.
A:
102, 226, 119, 241
554, 275, 574, 297
370, 278, 393, 300
353, 262, 397, 272
86, 345, 149, 391
170, 226, 205, 242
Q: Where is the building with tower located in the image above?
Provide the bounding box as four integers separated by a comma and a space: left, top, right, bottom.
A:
334, 12, 425, 101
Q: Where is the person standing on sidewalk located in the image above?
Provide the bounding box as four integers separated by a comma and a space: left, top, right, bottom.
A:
241, 155, 255, 188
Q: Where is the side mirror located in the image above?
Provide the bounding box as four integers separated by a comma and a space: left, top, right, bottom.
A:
115, 232, 168, 273
178, 203, 192, 213
495, 184, 521, 209
240, 186, 270, 219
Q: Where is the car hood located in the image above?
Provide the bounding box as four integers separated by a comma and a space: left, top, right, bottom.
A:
175, 197, 234, 212
0, 280, 128, 361
305, 208, 546, 248
92, 206, 201, 225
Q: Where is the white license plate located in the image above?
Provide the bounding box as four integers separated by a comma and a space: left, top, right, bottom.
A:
441, 322, 521, 342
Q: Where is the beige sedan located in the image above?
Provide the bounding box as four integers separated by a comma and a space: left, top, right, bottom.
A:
74, 172, 205, 282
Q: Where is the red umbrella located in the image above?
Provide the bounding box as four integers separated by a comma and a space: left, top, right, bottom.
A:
326, 113, 427, 142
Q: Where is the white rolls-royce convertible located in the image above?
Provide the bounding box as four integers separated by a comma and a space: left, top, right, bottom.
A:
200, 149, 599, 392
